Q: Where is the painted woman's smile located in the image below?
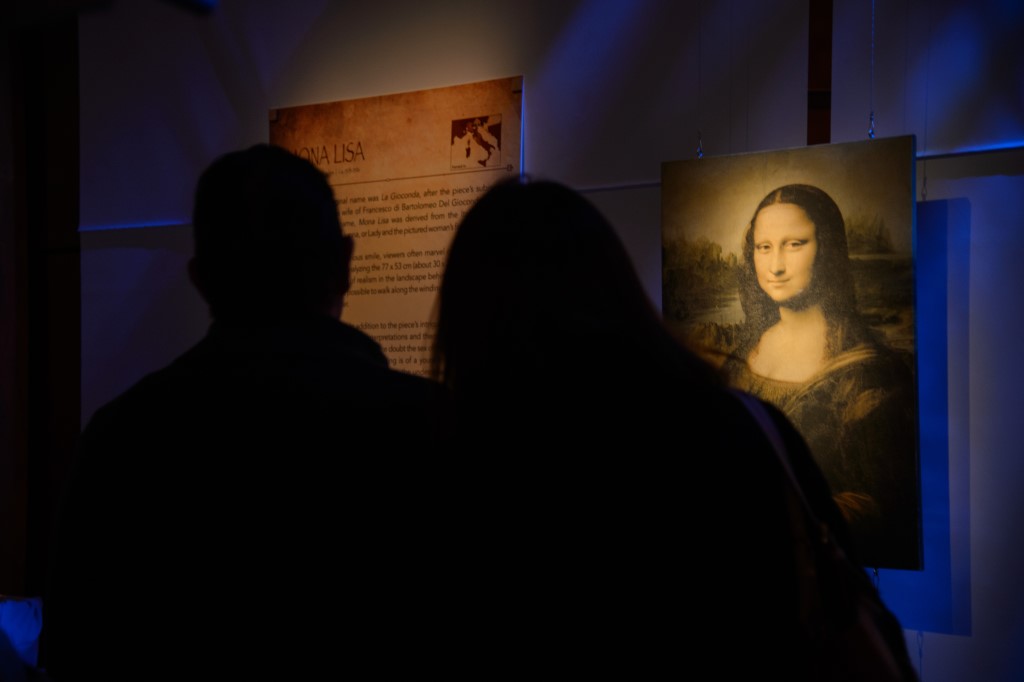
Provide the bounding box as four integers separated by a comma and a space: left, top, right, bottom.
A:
752, 203, 818, 306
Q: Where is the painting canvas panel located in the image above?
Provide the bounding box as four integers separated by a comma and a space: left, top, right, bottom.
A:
661, 136, 921, 570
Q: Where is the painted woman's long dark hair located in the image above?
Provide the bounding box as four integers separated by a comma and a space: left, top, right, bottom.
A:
736, 184, 872, 359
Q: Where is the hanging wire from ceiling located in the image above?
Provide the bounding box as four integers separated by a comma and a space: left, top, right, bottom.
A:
697, 2, 704, 159
868, 0, 877, 139
921, 3, 931, 201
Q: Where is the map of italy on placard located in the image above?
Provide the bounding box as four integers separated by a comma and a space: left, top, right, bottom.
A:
270, 77, 523, 376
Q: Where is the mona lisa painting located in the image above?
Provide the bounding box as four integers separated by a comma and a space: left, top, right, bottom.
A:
662, 136, 921, 570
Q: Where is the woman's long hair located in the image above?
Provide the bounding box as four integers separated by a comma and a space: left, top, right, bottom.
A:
431, 177, 715, 399
736, 184, 872, 359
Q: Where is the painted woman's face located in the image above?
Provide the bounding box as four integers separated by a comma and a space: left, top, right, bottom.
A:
752, 203, 818, 306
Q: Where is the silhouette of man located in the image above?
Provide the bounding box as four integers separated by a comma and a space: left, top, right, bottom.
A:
44, 144, 454, 680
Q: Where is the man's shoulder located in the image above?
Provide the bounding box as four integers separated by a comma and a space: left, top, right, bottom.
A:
85, 358, 191, 426
180, 317, 444, 397
81, 319, 453, 444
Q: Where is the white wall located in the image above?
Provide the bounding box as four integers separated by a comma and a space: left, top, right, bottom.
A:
79, 0, 808, 422
79, 1, 1024, 678
832, 1, 1024, 679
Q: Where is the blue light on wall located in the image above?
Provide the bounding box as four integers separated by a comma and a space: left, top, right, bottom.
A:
875, 198, 972, 636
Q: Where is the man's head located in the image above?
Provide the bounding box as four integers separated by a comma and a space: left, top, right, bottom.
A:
190, 144, 352, 322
